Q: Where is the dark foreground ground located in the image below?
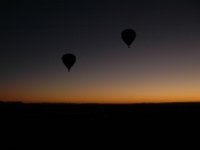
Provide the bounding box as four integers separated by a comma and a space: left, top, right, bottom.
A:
1, 101, 199, 145
1, 101, 200, 121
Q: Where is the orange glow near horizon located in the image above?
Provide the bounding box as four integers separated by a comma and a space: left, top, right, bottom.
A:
1, 71, 200, 103
2, 86, 200, 103
1, 96, 200, 104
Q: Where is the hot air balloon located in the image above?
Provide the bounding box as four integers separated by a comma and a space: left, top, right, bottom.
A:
121, 29, 136, 48
62, 53, 76, 71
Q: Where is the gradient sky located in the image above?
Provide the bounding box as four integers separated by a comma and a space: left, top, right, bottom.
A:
1, 0, 200, 103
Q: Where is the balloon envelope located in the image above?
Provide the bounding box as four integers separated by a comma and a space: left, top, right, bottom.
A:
121, 29, 136, 48
62, 53, 76, 71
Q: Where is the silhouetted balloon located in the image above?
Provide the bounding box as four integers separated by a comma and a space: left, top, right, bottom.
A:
62, 53, 76, 71
121, 29, 136, 48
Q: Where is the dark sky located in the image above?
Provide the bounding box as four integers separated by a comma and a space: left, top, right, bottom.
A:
1, 0, 200, 103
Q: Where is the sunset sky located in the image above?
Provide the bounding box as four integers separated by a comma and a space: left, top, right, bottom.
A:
1, 0, 200, 103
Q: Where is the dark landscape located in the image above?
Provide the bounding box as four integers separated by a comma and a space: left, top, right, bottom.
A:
1, 101, 199, 145
1, 101, 200, 122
